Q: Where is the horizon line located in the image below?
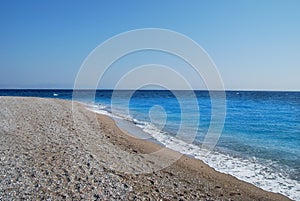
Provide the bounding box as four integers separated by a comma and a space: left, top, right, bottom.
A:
0, 88, 299, 92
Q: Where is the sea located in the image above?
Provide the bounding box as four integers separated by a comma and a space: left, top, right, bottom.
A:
1, 89, 299, 200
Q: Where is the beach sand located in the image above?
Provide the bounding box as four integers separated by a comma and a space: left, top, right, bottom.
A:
0, 97, 291, 200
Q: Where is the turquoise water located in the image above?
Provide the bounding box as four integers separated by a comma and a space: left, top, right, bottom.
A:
1, 89, 299, 199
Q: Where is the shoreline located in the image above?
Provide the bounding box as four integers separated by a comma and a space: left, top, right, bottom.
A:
91, 104, 292, 200
89, 101, 299, 200
0, 97, 291, 200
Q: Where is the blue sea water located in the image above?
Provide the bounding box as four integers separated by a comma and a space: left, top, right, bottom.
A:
1, 89, 299, 199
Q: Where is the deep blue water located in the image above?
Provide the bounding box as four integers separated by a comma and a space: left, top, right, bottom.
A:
1, 89, 299, 198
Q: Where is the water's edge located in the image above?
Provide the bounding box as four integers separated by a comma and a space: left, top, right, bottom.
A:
87, 103, 299, 201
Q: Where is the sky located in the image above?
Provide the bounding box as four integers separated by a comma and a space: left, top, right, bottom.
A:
0, 0, 299, 91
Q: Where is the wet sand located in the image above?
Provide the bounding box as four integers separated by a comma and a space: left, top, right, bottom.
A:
0, 97, 291, 200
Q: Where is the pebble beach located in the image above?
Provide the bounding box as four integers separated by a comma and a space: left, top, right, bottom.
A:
0, 97, 291, 200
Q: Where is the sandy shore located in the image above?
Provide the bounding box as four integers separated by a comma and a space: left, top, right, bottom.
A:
0, 97, 291, 200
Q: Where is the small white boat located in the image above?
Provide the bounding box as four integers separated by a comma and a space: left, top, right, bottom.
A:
53, 93, 58, 96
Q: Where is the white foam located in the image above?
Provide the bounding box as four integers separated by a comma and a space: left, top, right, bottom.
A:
89, 106, 120, 119
89, 105, 300, 201
196, 152, 300, 200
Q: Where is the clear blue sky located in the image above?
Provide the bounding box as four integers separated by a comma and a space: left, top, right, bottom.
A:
0, 0, 299, 90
